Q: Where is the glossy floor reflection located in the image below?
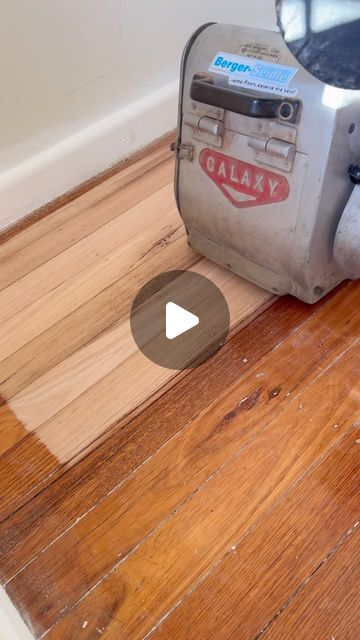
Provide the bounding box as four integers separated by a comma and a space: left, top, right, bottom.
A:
0, 144, 359, 639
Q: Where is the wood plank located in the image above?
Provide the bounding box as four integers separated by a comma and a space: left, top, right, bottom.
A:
37, 375, 359, 639
1, 138, 358, 640
0, 186, 178, 362
0, 293, 322, 583
0, 186, 178, 325
6, 262, 268, 430
262, 525, 360, 639
0, 233, 195, 453
150, 430, 360, 640
0, 156, 173, 291
0, 142, 173, 250
0, 264, 271, 521
0, 145, 172, 260
0, 235, 197, 401
4, 260, 253, 431
8, 330, 359, 636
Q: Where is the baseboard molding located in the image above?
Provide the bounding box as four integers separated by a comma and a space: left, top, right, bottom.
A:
0, 131, 176, 245
0, 588, 35, 640
0, 80, 179, 233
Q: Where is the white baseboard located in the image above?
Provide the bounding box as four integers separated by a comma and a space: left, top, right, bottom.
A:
0, 80, 179, 232
0, 588, 35, 640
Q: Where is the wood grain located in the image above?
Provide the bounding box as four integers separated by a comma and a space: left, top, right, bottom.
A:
0, 232, 195, 456
12, 332, 358, 636
0, 188, 179, 361
0, 265, 271, 523
0, 293, 322, 583
3, 261, 268, 430
0, 147, 173, 277
0, 187, 178, 325
0, 236, 197, 401
0, 208, 183, 406
0, 132, 175, 246
43, 424, 360, 640
0, 140, 359, 640
149, 429, 360, 640
263, 525, 360, 639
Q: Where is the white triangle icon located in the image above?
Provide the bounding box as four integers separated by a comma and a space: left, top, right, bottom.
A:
166, 302, 199, 340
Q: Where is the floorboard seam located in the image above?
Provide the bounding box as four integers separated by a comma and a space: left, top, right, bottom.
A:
4, 337, 359, 583
0, 190, 178, 335
36, 419, 359, 638
140, 422, 359, 640
253, 518, 360, 639
0, 159, 173, 291
0, 235, 194, 396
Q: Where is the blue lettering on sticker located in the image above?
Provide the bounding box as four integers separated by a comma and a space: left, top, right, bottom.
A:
214, 56, 252, 74
250, 63, 292, 84
211, 53, 297, 87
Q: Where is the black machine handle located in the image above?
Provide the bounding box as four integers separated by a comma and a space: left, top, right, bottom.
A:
190, 74, 300, 121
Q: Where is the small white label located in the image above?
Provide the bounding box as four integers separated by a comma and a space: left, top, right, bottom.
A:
209, 51, 299, 97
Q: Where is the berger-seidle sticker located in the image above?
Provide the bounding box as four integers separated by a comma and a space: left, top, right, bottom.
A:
199, 149, 290, 208
209, 51, 299, 97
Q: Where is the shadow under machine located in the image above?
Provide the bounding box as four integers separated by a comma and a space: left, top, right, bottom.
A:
173, 0, 360, 303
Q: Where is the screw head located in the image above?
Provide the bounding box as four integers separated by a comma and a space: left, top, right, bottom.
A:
349, 163, 360, 184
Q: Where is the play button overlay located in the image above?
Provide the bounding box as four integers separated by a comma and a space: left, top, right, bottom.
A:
130, 270, 230, 370
166, 302, 199, 340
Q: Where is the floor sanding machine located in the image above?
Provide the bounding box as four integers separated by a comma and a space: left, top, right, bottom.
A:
173, 0, 360, 302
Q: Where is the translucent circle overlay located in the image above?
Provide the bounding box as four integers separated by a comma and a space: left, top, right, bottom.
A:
130, 270, 230, 370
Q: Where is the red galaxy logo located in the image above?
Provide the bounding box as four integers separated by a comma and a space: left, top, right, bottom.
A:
199, 148, 290, 208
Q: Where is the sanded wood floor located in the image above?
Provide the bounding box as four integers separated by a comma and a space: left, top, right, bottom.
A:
0, 144, 359, 639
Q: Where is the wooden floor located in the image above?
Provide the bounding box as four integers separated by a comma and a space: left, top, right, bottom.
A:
0, 145, 359, 640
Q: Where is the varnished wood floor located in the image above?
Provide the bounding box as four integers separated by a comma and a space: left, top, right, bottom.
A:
0, 145, 359, 639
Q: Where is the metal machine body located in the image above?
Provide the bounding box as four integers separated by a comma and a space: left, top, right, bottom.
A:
174, 23, 360, 303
